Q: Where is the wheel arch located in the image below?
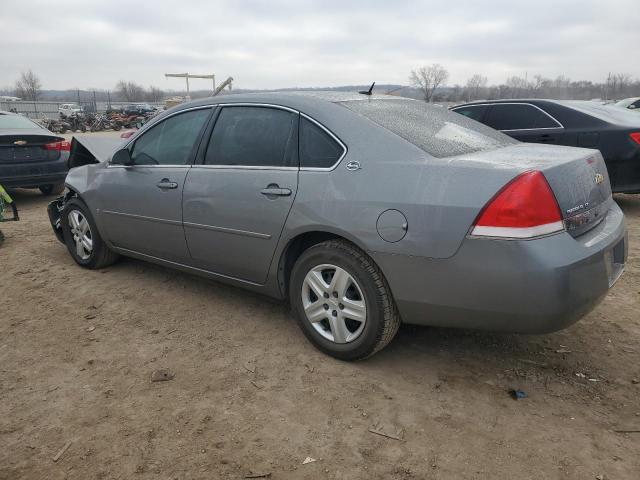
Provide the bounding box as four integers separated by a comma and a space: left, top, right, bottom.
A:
275, 227, 375, 298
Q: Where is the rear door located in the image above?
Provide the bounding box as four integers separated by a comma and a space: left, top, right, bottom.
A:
183, 105, 299, 284
485, 103, 565, 144
97, 107, 211, 263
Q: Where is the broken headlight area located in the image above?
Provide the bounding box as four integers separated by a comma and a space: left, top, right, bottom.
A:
47, 190, 74, 244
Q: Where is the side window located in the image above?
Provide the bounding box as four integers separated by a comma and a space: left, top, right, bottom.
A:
130, 108, 210, 165
485, 104, 560, 131
299, 117, 344, 169
452, 105, 488, 122
205, 106, 297, 167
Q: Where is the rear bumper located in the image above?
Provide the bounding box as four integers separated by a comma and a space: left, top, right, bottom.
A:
1, 172, 67, 188
374, 202, 627, 333
0, 155, 68, 188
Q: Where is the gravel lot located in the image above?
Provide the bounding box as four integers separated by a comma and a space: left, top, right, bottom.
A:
1, 189, 639, 480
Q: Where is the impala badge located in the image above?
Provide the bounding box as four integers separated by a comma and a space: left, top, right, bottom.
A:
13, 140, 27, 146
594, 173, 604, 185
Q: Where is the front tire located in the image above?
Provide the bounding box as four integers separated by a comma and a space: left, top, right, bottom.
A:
290, 240, 400, 360
61, 198, 119, 269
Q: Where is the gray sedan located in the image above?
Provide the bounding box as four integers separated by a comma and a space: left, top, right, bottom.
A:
48, 92, 627, 360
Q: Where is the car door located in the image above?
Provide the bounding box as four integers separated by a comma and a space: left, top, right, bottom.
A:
484, 103, 564, 144
97, 107, 211, 263
183, 105, 299, 284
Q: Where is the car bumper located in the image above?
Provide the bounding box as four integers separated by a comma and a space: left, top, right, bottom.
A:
0, 155, 69, 188
373, 202, 628, 333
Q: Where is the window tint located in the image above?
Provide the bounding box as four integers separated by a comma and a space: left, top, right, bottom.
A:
131, 108, 210, 165
453, 105, 488, 122
484, 104, 560, 130
205, 107, 297, 167
341, 99, 515, 158
299, 117, 344, 168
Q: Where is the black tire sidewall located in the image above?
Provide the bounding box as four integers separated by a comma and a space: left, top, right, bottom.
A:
290, 244, 386, 360
61, 198, 103, 268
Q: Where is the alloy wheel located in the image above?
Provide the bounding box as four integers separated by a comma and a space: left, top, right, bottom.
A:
301, 264, 367, 344
68, 210, 93, 260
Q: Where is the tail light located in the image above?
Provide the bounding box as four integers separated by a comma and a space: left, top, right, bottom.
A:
44, 140, 71, 151
471, 170, 564, 239
630, 132, 640, 145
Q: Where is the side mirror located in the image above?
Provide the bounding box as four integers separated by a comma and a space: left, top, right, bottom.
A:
111, 148, 133, 166
629, 105, 636, 110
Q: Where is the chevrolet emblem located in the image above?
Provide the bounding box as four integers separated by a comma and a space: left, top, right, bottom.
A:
594, 173, 604, 185
13, 140, 27, 146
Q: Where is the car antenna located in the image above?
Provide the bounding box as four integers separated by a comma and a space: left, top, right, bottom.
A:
359, 82, 375, 96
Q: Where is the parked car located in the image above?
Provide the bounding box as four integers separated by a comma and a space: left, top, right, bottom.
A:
48, 93, 627, 360
613, 97, 640, 112
58, 103, 83, 117
451, 100, 640, 193
121, 103, 156, 115
0, 110, 69, 195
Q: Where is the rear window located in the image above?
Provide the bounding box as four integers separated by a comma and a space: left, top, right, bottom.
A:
340, 99, 515, 158
0, 113, 39, 129
484, 104, 561, 130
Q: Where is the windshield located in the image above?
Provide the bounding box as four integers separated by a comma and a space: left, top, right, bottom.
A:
0, 113, 39, 129
340, 98, 516, 158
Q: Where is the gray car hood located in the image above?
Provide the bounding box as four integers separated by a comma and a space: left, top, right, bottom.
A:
68, 134, 125, 168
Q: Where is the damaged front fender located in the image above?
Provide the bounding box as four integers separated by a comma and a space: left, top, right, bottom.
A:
47, 190, 76, 244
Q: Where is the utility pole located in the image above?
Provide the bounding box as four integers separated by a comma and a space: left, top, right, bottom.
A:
164, 73, 216, 98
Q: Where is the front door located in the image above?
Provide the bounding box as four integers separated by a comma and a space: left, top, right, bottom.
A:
183, 105, 299, 284
97, 107, 211, 263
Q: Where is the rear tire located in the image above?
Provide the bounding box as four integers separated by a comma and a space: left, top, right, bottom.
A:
61, 198, 119, 269
39, 183, 65, 196
289, 239, 401, 360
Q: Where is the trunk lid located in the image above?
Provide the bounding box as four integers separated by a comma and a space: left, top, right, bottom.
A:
0, 132, 64, 164
462, 143, 612, 237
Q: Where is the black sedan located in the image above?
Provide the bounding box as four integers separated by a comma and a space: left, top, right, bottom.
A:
0, 111, 69, 195
451, 100, 640, 193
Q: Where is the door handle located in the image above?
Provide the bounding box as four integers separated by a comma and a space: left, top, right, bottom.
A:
260, 185, 292, 197
157, 179, 178, 190
536, 134, 554, 142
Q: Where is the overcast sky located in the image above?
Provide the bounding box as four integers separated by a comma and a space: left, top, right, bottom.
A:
1, 0, 638, 91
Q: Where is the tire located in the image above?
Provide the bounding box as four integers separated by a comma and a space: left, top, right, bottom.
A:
289, 239, 401, 360
39, 183, 65, 196
61, 198, 119, 269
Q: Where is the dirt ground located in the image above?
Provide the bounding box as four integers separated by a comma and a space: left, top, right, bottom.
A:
1, 189, 638, 480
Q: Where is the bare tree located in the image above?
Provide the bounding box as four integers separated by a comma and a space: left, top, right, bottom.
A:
409, 64, 449, 102
145, 86, 165, 103
115, 81, 146, 102
505, 75, 530, 98
465, 74, 488, 101
15, 70, 42, 101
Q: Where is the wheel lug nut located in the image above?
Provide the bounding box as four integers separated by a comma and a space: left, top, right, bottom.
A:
332, 291, 338, 298
323, 304, 329, 310
323, 292, 329, 298
332, 310, 337, 317
339, 303, 344, 310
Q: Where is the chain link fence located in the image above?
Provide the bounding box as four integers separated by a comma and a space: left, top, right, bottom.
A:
1, 100, 164, 119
